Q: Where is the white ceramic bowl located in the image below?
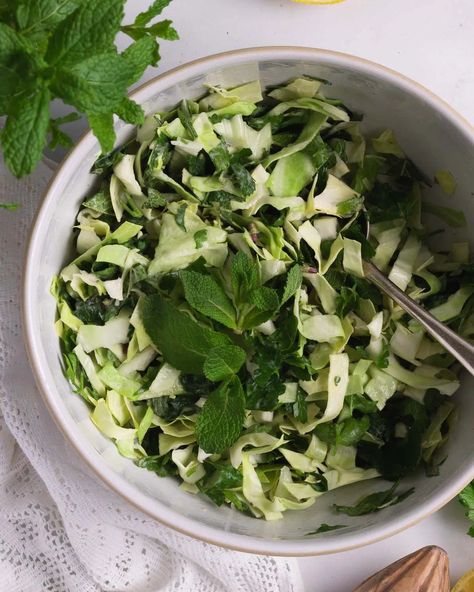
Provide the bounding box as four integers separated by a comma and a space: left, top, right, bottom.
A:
23, 47, 474, 556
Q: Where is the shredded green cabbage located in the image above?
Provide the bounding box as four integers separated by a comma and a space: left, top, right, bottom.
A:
54, 76, 468, 523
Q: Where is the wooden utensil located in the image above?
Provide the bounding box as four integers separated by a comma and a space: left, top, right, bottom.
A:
352, 545, 450, 592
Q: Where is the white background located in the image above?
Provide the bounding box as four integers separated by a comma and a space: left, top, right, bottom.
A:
50, 0, 474, 588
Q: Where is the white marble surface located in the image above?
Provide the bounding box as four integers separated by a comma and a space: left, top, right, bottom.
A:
50, 0, 474, 588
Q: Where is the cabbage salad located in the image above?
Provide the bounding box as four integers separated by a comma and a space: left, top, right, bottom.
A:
53, 77, 471, 521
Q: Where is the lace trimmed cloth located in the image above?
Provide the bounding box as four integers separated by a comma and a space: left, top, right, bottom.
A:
0, 159, 303, 592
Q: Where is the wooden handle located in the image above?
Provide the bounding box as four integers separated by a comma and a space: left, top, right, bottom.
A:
352, 546, 450, 592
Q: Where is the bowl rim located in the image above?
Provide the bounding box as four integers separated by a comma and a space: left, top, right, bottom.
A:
22, 45, 474, 556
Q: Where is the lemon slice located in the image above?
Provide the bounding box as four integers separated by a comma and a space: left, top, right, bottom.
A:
453, 570, 474, 592
291, 0, 345, 4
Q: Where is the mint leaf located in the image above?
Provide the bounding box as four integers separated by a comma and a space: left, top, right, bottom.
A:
180, 270, 237, 329
54, 51, 134, 114
2, 87, 50, 177
146, 19, 179, 40
203, 345, 246, 382
196, 376, 245, 453
142, 293, 231, 375
122, 35, 160, 76
207, 190, 236, 207
175, 203, 187, 231
83, 190, 113, 215
230, 162, 255, 197
45, 0, 125, 66
133, 0, 172, 27
88, 112, 114, 153
115, 97, 144, 126
250, 286, 280, 311
209, 142, 231, 172
198, 462, 243, 506
333, 482, 415, 516
336, 286, 358, 318
315, 416, 370, 447
459, 482, 474, 537
375, 341, 390, 369
0, 24, 33, 108
48, 111, 80, 150
306, 524, 346, 535
231, 252, 259, 305
281, 264, 302, 305
193, 229, 207, 249
16, 0, 79, 35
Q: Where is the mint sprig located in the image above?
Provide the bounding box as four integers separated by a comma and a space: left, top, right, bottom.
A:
0, 0, 177, 178
196, 377, 246, 454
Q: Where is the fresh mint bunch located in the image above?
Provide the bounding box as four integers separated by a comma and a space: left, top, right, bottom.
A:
0, 0, 177, 178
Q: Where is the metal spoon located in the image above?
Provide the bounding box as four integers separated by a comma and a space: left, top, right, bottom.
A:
361, 216, 474, 375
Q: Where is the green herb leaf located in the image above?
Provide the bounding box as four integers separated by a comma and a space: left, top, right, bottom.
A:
336, 286, 358, 317
230, 162, 255, 197
199, 461, 243, 506
133, 0, 172, 27
90, 147, 123, 175
306, 523, 346, 535
48, 111, 80, 150
348, 394, 378, 414
175, 203, 187, 231
315, 415, 370, 446
333, 482, 415, 516
16, 0, 80, 36
207, 190, 235, 207
54, 51, 134, 114
231, 251, 259, 305
45, 0, 125, 66
209, 142, 231, 172
121, 34, 160, 75
0, 202, 20, 211
0, 25, 37, 115
281, 264, 302, 305
250, 286, 280, 311
115, 97, 145, 126
459, 481, 474, 537
83, 189, 113, 214
146, 19, 179, 40
193, 229, 207, 249
180, 270, 237, 329
203, 345, 246, 382
88, 112, 115, 153
293, 388, 308, 422
142, 293, 231, 375
136, 453, 177, 477
2, 87, 50, 177
375, 341, 390, 369
186, 153, 206, 176
196, 376, 245, 453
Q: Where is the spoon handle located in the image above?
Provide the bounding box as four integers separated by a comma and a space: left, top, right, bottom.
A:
363, 260, 474, 375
